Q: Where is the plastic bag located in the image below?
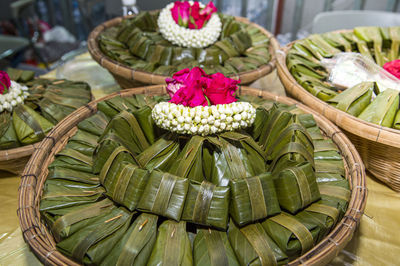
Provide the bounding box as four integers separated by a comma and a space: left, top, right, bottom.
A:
321, 52, 400, 91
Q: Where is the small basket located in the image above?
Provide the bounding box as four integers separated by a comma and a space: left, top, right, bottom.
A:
88, 15, 280, 89
18, 85, 366, 266
276, 40, 400, 192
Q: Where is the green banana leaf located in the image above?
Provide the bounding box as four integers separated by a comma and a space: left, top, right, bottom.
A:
93, 138, 123, 173
261, 212, 319, 259
321, 32, 352, 52
137, 170, 189, 221
182, 180, 230, 229
56, 207, 132, 265
198, 47, 226, 65
37, 98, 75, 124
221, 16, 242, 38
49, 147, 93, 173
0, 112, 20, 149
358, 88, 399, 127
77, 111, 109, 136
47, 166, 99, 184
306, 126, 325, 140
230, 30, 252, 53
316, 173, 344, 183
131, 11, 159, 32
287, 54, 325, 75
327, 81, 374, 116
97, 96, 137, 119
137, 134, 179, 171
12, 104, 54, 145
292, 71, 337, 101
315, 150, 345, 177
132, 105, 160, 144
389, 27, 400, 60
153, 65, 178, 76
228, 220, 288, 266
65, 129, 98, 156
6, 67, 35, 82
101, 213, 158, 266
342, 31, 373, 60
245, 47, 271, 65
45, 178, 100, 190
147, 220, 193, 266
104, 162, 149, 211
168, 135, 205, 182
224, 57, 258, 72
290, 43, 320, 63
313, 139, 339, 153
393, 109, 400, 129
354, 26, 385, 66
230, 172, 280, 226
171, 47, 198, 65
274, 162, 320, 214
318, 179, 350, 219
297, 113, 317, 128
194, 229, 239, 266
250, 107, 269, 141
307, 34, 341, 58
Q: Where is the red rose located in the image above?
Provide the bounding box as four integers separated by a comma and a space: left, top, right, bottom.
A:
171, 1, 190, 27
0, 71, 11, 95
166, 68, 190, 98
171, 1, 217, 30
203, 72, 240, 105
383, 59, 400, 80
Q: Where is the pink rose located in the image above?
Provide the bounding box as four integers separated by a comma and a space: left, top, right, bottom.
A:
383, 59, 400, 80
171, 1, 190, 27
0, 71, 11, 95
171, 1, 217, 30
199, 2, 217, 21
166, 68, 191, 98
169, 67, 208, 107
203, 72, 240, 105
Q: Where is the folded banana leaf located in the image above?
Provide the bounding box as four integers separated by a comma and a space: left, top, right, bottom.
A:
290, 43, 320, 64
358, 88, 399, 127
287, 54, 325, 79
389, 27, 400, 60
137, 134, 179, 171
12, 104, 54, 145
261, 212, 319, 259
295, 40, 326, 60
172, 47, 198, 65
297, 113, 317, 128
93, 137, 123, 173
274, 162, 320, 214
393, 109, 400, 129
354, 26, 385, 66
342, 31, 373, 60
245, 47, 271, 64
250, 32, 270, 47
168, 136, 205, 182
77, 111, 109, 136
130, 35, 153, 59
315, 151, 345, 176
48, 166, 99, 184
39, 182, 105, 211
45, 178, 100, 190
97, 96, 137, 119
65, 129, 98, 156
250, 107, 269, 141
230, 172, 280, 226
316, 173, 344, 183
6, 67, 35, 82
147, 220, 193, 266
198, 47, 227, 65
307, 34, 341, 58
327, 81, 374, 116
0, 112, 19, 149
230, 30, 252, 53
101, 213, 158, 266
182, 180, 230, 229
322, 32, 352, 52
56, 206, 132, 265
153, 65, 178, 76
306, 126, 325, 140
225, 57, 258, 72
37, 98, 75, 124
138, 171, 189, 221
215, 38, 240, 58
318, 179, 350, 217
131, 11, 159, 32
47, 198, 115, 242
292, 71, 337, 101
313, 139, 339, 153
117, 23, 141, 43
228, 220, 288, 266
49, 147, 93, 173
145, 45, 172, 65
194, 229, 239, 266
221, 16, 241, 38
104, 162, 149, 211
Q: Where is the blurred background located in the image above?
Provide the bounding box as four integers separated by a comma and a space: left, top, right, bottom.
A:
1, 0, 399, 74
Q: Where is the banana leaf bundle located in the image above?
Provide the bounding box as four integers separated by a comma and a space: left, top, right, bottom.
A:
261, 212, 319, 259
168, 135, 205, 182
228, 220, 289, 266
314, 149, 345, 177
47, 166, 100, 185
321, 32, 352, 52
307, 34, 341, 58
292, 71, 337, 101
137, 134, 179, 171
245, 47, 271, 65
93, 137, 124, 173
171, 47, 198, 65
224, 57, 258, 72
6, 67, 35, 82
194, 229, 239, 266
65, 129, 98, 156
220, 16, 241, 38
56, 206, 132, 265
230, 30, 252, 53
287, 54, 326, 80
138, 171, 189, 221
389, 27, 400, 60
358, 88, 399, 128
97, 96, 138, 119
327, 82, 374, 116
342, 31, 373, 60
77, 112, 109, 136
182, 180, 230, 229
0, 112, 19, 149
354, 26, 385, 66
394, 109, 400, 129
101, 213, 158, 266
274, 162, 320, 214
12, 104, 53, 145
318, 180, 350, 218
214, 38, 239, 58
49, 147, 93, 173
147, 220, 193, 266
230, 172, 280, 226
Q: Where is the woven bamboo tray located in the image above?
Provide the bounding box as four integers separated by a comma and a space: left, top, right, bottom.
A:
276, 42, 400, 192
18, 85, 366, 266
88, 15, 280, 89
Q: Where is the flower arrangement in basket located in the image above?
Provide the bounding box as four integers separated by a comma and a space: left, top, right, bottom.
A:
95, 0, 272, 79
0, 69, 91, 151
38, 67, 351, 265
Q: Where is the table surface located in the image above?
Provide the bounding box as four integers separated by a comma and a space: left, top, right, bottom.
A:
1, 54, 399, 266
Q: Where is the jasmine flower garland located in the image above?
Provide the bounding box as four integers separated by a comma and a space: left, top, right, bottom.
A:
0, 81, 29, 113
158, 2, 222, 48
152, 102, 256, 136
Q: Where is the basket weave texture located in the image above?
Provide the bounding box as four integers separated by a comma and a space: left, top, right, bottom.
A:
18, 85, 366, 266
88, 16, 280, 89
276, 42, 400, 192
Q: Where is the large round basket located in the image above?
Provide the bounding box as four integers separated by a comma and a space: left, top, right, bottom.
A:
0, 144, 39, 174
18, 85, 366, 265
276, 40, 400, 192
88, 15, 279, 89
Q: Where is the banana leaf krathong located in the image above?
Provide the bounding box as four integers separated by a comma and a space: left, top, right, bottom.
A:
322, 32, 352, 52
354, 26, 385, 66
194, 229, 239, 266
0, 112, 19, 149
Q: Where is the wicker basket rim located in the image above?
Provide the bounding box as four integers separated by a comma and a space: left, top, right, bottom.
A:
87, 15, 280, 85
18, 85, 366, 266
276, 40, 400, 148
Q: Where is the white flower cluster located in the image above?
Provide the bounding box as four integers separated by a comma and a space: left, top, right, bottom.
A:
152, 102, 256, 135
0, 81, 29, 113
157, 2, 222, 48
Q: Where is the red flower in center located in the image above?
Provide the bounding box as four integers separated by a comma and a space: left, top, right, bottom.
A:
383, 59, 400, 80
170, 1, 217, 30
0, 71, 11, 95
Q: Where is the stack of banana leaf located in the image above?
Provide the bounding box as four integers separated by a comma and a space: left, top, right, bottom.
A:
98, 11, 271, 76
40, 94, 349, 265
286, 26, 400, 129
0, 68, 92, 150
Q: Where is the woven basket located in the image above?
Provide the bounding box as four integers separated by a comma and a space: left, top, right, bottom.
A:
276, 41, 400, 192
0, 144, 39, 174
88, 15, 280, 89
18, 85, 366, 266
